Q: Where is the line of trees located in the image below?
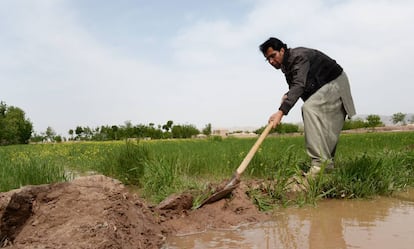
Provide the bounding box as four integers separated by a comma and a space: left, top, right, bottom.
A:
343, 113, 414, 130
255, 113, 413, 134
65, 121, 211, 141
343, 114, 385, 130
254, 122, 300, 135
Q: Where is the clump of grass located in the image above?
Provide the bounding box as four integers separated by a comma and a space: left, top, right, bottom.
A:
142, 158, 178, 201
99, 141, 149, 185
247, 149, 303, 211
248, 148, 414, 210
141, 157, 202, 203
303, 171, 336, 204
324, 151, 414, 198
292, 150, 414, 207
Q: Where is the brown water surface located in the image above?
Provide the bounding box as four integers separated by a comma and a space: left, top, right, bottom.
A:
164, 188, 414, 249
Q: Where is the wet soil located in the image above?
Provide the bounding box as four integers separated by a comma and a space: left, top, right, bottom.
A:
0, 175, 285, 249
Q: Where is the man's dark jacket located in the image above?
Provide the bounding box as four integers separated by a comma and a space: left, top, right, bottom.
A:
279, 47, 343, 115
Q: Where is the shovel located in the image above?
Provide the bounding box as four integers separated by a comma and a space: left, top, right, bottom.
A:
198, 122, 273, 208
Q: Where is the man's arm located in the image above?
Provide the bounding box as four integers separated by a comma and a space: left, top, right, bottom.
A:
279, 55, 309, 115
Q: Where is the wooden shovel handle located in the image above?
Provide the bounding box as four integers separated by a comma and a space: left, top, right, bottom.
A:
236, 122, 273, 175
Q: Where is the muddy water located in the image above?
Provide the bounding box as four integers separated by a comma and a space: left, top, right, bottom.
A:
164, 189, 414, 249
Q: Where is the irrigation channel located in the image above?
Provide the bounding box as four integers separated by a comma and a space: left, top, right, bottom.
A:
163, 188, 414, 249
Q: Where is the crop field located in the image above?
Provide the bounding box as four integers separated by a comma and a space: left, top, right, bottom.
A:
1, 131, 413, 207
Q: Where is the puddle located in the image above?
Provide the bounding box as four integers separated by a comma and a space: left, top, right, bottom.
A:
164, 189, 414, 249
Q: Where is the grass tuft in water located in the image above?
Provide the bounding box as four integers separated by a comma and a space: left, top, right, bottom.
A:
248, 148, 414, 210
324, 151, 414, 199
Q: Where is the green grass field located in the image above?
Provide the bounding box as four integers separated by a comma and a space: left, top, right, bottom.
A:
1, 132, 413, 208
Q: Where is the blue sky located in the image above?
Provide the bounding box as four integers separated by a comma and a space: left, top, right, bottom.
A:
1, 0, 414, 135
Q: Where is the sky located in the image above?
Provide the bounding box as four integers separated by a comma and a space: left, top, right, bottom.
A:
1, 0, 414, 136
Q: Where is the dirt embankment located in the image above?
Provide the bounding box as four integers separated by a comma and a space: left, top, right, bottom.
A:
0, 175, 270, 249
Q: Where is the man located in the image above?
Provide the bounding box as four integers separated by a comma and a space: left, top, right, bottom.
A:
259, 37, 356, 176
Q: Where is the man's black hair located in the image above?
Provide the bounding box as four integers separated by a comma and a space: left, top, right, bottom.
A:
259, 37, 287, 54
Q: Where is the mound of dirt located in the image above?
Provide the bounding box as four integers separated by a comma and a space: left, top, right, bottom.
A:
0, 175, 272, 249
0, 176, 164, 249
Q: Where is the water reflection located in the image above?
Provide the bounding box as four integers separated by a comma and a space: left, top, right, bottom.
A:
165, 189, 414, 249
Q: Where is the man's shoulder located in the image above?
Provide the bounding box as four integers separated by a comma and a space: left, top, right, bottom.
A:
289, 47, 328, 63
290, 47, 317, 55
285, 47, 314, 65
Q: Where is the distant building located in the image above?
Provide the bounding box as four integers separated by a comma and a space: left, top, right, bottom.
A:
195, 134, 208, 139
212, 129, 229, 137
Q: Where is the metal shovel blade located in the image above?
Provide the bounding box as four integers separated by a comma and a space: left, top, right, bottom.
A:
198, 175, 240, 208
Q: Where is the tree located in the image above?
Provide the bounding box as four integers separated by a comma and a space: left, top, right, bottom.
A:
111, 125, 119, 140
123, 121, 134, 138
0, 101, 33, 145
343, 118, 366, 130
202, 123, 212, 136
366, 114, 383, 128
0, 101, 6, 116
162, 120, 173, 132
30, 132, 44, 143
83, 126, 93, 140
392, 112, 406, 125
171, 124, 200, 138
274, 123, 299, 133
45, 126, 56, 142
255, 122, 299, 134
75, 126, 84, 140
68, 129, 74, 140
54, 135, 63, 143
